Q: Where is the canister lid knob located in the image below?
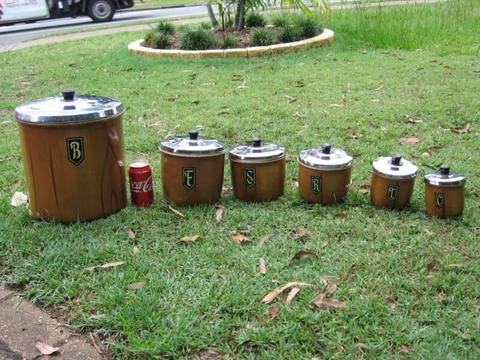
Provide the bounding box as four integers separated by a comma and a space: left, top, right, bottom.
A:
391, 154, 402, 166
253, 139, 262, 147
62, 90, 75, 101
440, 164, 450, 175
189, 131, 199, 140
321, 144, 332, 154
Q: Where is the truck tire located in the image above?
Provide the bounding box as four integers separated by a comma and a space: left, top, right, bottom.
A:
87, 0, 115, 22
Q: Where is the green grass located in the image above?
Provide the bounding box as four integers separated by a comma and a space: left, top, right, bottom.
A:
133, 0, 204, 9
1, 1, 480, 359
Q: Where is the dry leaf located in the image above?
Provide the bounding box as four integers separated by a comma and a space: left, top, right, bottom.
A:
259, 233, 273, 245
86, 261, 124, 271
230, 231, 250, 245
387, 299, 397, 309
359, 185, 370, 194
215, 204, 225, 223
446, 263, 464, 269
293, 111, 306, 118
180, 235, 201, 243
286, 287, 301, 305
292, 250, 318, 261
451, 123, 471, 134
267, 305, 281, 320
345, 127, 359, 139
218, 108, 230, 115
294, 227, 309, 240
373, 84, 384, 91
283, 94, 298, 103
10, 191, 28, 207
168, 205, 185, 217
222, 185, 232, 196
399, 345, 411, 354
262, 281, 312, 304
329, 103, 344, 108
400, 136, 420, 145
127, 229, 136, 240
132, 246, 140, 256
197, 349, 224, 360
145, 121, 164, 128
405, 117, 423, 124
312, 294, 347, 310
319, 275, 335, 285
324, 283, 338, 296
424, 227, 434, 236
35, 341, 61, 356
321, 240, 330, 248
127, 282, 145, 290
259, 258, 267, 274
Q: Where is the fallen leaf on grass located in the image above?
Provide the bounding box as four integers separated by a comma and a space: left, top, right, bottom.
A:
400, 136, 420, 145
292, 250, 318, 261
262, 282, 312, 304
319, 275, 335, 286
230, 231, 250, 245
283, 94, 298, 103
321, 239, 330, 248
404, 116, 423, 124
399, 345, 412, 354
132, 246, 140, 256
127, 229, 136, 240
197, 349, 225, 360
215, 204, 225, 222
218, 108, 230, 115
145, 121, 164, 128
267, 305, 281, 320
293, 226, 309, 241
86, 261, 124, 272
168, 205, 185, 217
387, 299, 398, 309
180, 235, 201, 243
373, 84, 384, 91
345, 127, 359, 139
293, 111, 306, 118
446, 263, 464, 269
424, 227, 434, 236
127, 282, 145, 290
329, 103, 344, 108
259, 258, 267, 274
35, 341, 61, 356
166, 95, 180, 101
222, 186, 232, 196
450, 123, 471, 134
312, 294, 347, 310
10, 192, 28, 207
358, 185, 370, 195
286, 287, 300, 305
259, 233, 272, 245
324, 282, 338, 296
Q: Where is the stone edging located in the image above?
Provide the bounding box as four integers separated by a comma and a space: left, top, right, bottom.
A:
128, 29, 334, 59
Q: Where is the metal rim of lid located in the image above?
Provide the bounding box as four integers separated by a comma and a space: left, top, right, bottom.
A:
130, 159, 150, 168
229, 139, 286, 163
298, 144, 353, 171
14, 91, 124, 124
160, 131, 225, 157
372, 155, 418, 180
424, 164, 465, 187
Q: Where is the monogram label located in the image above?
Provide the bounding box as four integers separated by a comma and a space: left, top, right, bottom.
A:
435, 192, 445, 209
311, 176, 322, 194
244, 168, 256, 188
387, 184, 399, 200
183, 167, 196, 190
66, 137, 84, 166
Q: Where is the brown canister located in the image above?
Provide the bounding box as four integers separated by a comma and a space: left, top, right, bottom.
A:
160, 131, 224, 205
229, 139, 285, 202
424, 165, 465, 218
298, 144, 353, 204
370, 155, 418, 210
15, 90, 127, 222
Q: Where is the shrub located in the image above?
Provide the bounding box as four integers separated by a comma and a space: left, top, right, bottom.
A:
246, 12, 267, 27
278, 25, 303, 43
157, 21, 175, 36
250, 28, 274, 46
181, 28, 218, 50
272, 14, 289, 28
144, 31, 171, 49
293, 15, 321, 38
220, 35, 239, 49
200, 22, 212, 30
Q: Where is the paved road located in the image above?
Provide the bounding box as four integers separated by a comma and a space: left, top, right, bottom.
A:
0, 6, 209, 46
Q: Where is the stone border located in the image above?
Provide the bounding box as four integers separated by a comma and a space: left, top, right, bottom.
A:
128, 29, 334, 59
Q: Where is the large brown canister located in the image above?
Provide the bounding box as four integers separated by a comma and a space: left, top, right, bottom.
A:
424, 164, 465, 218
15, 90, 127, 222
370, 155, 418, 210
298, 144, 353, 204
160, 131, 224, 205
229, 139, 285, 202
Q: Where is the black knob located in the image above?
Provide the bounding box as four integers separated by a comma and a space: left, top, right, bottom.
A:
62, 90, 75, 101
189, 131, 199, 140
439, 164, 450, 175
391, 154, 402, 166
321, 144, 332, 154
253, 139, 262, 147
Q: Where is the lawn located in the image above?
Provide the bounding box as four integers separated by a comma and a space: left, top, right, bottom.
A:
134, 0, 204, 9
0, 1, 479, 359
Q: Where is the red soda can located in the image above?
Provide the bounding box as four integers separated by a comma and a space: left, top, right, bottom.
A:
129, 159, 154, 207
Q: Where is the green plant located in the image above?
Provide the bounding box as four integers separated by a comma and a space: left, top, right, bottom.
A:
272, 13, 289, 27
144, 31, 171, 49
156, 21, 175, 36
200, 21, 212, 30
250, 28, 274, 46
278, 25, 303, 43
220, 35, 240, 49
181, 28, 218, 50
292, 14, 321, 38
246, 11, 267, 27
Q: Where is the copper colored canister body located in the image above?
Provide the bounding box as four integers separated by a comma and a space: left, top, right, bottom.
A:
15, 92, 126, 222
424, 165, 465, 218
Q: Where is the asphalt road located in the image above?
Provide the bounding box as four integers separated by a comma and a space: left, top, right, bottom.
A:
0, 6, 209, 46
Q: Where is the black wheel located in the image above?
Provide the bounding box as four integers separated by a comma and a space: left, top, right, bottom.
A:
87, 0, 115, 22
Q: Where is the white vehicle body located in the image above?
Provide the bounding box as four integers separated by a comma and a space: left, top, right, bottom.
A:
0, 0, 50, 24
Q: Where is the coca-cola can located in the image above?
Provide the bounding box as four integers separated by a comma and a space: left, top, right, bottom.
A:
129, 159, 154, 207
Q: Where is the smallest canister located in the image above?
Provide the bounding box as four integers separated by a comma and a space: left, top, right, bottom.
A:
371, 155, 418, 210
424, 165, 465, 218
229, 139, 286, 202
298, 144, 353, 204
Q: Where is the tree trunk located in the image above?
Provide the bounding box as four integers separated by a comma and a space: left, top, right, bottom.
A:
207, 4, 219, 28
234, 0, 246, 31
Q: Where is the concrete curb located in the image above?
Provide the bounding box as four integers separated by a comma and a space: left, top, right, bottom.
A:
128, 28, 335, 59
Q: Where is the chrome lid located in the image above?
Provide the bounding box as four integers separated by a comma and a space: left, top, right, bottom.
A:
425, 165, 465, 187
372, 155, 418, 180
229, 139, 285, 163
160, 131, 224, 157
15, 90, 124, 124
298, 144, 353, 171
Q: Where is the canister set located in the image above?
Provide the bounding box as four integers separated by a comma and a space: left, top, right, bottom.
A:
14, 91, 466, 223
